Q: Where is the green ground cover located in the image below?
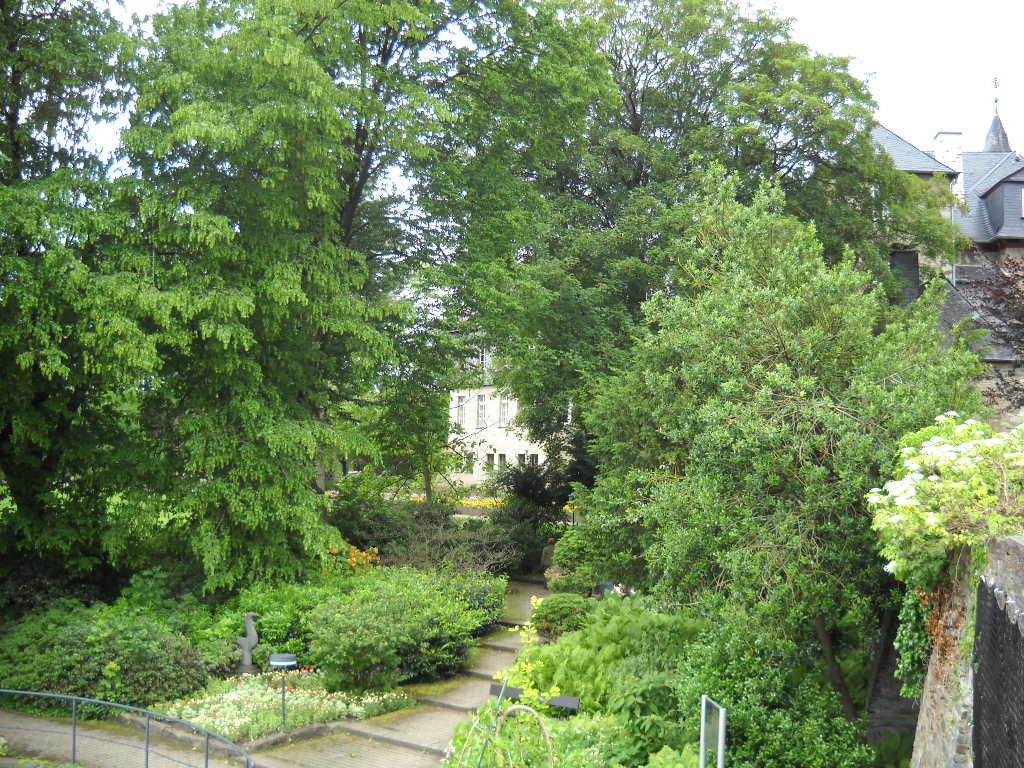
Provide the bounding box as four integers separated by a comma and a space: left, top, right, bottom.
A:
157, 670, 412, 742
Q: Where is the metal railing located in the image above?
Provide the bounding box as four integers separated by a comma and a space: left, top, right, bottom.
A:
0, 689, 255, 768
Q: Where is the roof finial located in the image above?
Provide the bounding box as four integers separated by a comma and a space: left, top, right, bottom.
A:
994, 77, 1000, 115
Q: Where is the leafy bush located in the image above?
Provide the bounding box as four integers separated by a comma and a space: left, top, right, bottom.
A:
673, 626, 874, 768
0, 600, 208, 711
327, 476, 518, 573
645, 745, 699, 768
308, 568, 501, 690
229, 580, 344, 669
489, 461, 572, 572
512, 597, 700, 712
325, 473, 420, 553
447, 702, 647, 768
386, 514, 520, 575
447, 570, 508, 629
531, 593, 591, 638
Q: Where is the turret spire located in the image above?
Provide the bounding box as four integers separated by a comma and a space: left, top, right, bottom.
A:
985, 78, 1012, 152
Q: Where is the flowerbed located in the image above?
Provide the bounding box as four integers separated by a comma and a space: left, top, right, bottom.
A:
158, 670, 412, 742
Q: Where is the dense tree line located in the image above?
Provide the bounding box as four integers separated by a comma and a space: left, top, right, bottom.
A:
1, 1, 979, 758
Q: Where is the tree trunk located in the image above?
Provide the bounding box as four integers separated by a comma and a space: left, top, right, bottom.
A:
422, 460, 433, 506
814, 614, 858, 721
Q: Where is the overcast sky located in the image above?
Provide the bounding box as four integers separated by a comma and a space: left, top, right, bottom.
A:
745, 0, 1023, 155
108, 0, 1023, 158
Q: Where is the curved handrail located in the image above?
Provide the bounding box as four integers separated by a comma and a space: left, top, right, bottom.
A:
0, 688, 255, 767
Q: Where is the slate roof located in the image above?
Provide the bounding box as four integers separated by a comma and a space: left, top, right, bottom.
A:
985, 113, 1012, 153
871, 125, 956, 175
970, 153, 1024, 197
955, 151, 1024, 243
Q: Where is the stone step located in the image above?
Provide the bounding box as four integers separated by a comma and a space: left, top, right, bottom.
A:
415, 676, 494, 713
466, 647, 517, 681
504, 581, 551, 626
478, 626, 525, 652
335, 704, 464, 757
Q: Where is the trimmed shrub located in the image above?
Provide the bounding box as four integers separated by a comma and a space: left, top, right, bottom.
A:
0, 600, 208, 711
307, 568, 501, 690
447, 571, 508, 629
531, 593, 591, 638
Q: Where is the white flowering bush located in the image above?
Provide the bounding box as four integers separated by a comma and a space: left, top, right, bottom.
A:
869, 412, 1024, 695
158, 669, 412, 742
871, 412, 1024, 588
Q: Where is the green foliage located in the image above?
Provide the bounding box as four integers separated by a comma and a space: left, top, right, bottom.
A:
645, 745, 699, 768
0, 0, 140, 572
230, 579, 345, 669
489, 461, 572, 572
327, 480, 519, 574
438, 0, 962, 465
871, 416, 1024, 589
447, 701, 647, 768
307, 568, 501, 690
0, 601, 208, 712
870, 415, 1024, 696
530, 593, 592, 639
552, 474, 657, 590
545, 173, 981, 731
509, 597, 700, 755
673, 625, 874, 768
871, 732, 914, 768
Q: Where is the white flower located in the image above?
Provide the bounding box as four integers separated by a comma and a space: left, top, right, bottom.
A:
884, 561, 897, 573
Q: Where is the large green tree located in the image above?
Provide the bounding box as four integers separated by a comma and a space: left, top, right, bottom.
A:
0, 0, 608, 589
556, 171, 982, 718
0, 0, 139, 571
427, 0, 963, 457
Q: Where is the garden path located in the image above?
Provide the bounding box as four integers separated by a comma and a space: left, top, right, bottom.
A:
0, 580, 549, 768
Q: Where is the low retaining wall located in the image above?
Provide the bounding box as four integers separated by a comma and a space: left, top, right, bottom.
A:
910, 537, 1024, 768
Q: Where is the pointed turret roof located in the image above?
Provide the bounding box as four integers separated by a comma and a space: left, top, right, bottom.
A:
984, 111, 1011, 152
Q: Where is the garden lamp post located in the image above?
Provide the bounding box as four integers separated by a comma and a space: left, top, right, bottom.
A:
269, 653, 298, 728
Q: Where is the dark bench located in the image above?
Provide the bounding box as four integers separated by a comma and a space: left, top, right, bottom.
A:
489, 682, 580, 712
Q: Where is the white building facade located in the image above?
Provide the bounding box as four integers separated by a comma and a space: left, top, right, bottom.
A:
448, 385, 546, 485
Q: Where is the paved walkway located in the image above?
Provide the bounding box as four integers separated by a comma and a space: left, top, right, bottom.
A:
0, 580, 550, 768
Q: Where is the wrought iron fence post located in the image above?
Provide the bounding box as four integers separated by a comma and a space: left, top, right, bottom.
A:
144, 713, 150, 768
71, 699, 77, 764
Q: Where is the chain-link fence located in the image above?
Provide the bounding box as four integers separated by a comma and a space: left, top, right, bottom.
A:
973, 581, 1024, 768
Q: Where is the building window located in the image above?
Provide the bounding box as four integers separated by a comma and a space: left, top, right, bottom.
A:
517, 453, 526, 466
486, 453, 495, 470
498, 453, 507, 467
463, 453, 474, 473
456, 394, 467, 427
498, 397, 509, 428
477, 394, 486, 428
529, 454, 538, 465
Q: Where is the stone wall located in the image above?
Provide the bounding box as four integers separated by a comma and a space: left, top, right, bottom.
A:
910, 538, 1024, 767
909, 552, 974, 768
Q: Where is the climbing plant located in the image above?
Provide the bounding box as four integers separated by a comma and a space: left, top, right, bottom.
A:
870, 413, 1024, 695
